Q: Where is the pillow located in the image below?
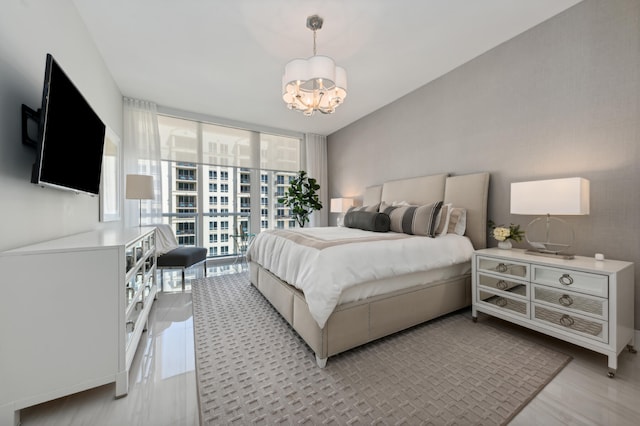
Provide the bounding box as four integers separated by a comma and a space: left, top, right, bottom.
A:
343, 210, 390, 232
434, 203, 452, 236
447, 207, 467, 235
380, 201, 443, 237
347, 203, 379, 213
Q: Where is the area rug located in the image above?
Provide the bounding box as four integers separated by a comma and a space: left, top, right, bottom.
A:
191, 273, 571, 425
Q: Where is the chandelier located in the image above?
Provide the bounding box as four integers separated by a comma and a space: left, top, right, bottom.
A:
282, 15, 347, 116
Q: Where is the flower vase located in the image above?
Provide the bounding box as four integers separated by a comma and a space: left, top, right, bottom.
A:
498, 240, 512, 250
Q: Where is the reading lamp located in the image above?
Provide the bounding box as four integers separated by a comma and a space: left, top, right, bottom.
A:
331, 197, 354, 227
510, 177, 589, 259
126, 174, 154, 227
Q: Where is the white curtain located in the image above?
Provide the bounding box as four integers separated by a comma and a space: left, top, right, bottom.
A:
123, 97, 163, 227
302, 133, 328, 227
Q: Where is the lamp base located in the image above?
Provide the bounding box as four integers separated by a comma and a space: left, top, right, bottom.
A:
524, 249, 575, 260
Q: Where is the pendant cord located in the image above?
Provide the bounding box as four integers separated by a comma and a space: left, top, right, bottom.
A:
313, 30, 317, 56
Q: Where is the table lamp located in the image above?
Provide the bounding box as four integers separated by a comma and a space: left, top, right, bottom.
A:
510, 177, 589, 259
331, 198, 354, 227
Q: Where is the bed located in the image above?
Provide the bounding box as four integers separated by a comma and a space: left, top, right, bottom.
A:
247, 172, 490, 367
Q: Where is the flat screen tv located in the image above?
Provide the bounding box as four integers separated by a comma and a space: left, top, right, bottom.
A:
27, 53, 106, 196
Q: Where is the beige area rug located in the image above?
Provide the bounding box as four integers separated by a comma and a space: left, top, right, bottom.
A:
191, 273, 571, 425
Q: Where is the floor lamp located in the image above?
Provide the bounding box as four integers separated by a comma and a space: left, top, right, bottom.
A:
126, 174, 154, 227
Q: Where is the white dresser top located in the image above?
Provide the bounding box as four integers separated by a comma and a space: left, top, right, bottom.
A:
1, 226, 156, 255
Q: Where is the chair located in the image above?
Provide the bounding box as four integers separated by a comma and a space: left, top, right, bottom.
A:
155, 225, 207, 291
230, 226, 255, 265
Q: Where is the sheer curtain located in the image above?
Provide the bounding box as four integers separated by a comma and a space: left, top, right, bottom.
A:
123, 97, 163, 227
302, 133, 328, 227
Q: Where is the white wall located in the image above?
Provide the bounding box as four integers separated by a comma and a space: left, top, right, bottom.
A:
0, 0, 123, 251
327, 0, 640, 327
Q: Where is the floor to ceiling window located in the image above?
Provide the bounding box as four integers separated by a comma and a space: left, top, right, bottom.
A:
157, 114, 301, 258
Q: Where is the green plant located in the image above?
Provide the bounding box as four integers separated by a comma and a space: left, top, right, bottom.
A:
278, 170, 323, 228
488, 220, 524, 242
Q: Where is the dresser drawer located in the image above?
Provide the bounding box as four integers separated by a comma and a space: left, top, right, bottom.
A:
477, 289, 529, 318
532, 284, 607, 320
477, 273, 528, 298
532, 304, 608, 343
477, 257, 529, 280
532, 266, 608, 298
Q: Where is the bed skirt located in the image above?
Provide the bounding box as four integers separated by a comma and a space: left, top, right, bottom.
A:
249, 261, 471, 367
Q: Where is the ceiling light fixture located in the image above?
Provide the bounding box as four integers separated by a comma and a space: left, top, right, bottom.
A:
282, 15, 347, 116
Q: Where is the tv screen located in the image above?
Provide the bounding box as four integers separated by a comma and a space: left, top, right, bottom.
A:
31, 54, 106, 196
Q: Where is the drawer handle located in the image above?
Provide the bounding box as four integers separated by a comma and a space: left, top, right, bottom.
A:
496, 280, 509, 290
126, 321, 135, 333
559, 314, 575, 327
559, 294, 574, 307
496, 263, 508, 273
495, 297, 508, 307
559, 274, 574, 286
136, 301, 144, 311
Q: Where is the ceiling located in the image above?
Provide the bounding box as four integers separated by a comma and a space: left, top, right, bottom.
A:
71, 0, 583, 136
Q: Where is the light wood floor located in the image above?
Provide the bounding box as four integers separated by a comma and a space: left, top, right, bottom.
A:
19, 264, 640, 425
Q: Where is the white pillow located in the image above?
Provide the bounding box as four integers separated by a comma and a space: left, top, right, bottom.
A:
447, 207, 467, 236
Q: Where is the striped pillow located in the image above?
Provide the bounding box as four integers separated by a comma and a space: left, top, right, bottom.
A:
380, 201, 443, 237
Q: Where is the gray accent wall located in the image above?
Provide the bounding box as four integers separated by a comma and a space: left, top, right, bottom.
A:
327, 0, 640, 328
0, 0, 123, 251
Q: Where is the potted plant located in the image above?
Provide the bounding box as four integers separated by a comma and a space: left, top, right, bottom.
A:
278, 170, 323, 228
488, 220, 524, 249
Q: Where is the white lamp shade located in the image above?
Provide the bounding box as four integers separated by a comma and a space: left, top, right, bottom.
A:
126, 174, 154, 200
330, 198, 354, 213
510, 178, 589, 215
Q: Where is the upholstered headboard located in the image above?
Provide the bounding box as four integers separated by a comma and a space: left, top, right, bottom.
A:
362, 172, 490, 249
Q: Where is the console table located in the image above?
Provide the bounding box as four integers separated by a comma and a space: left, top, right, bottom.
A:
0, 227, 157, 426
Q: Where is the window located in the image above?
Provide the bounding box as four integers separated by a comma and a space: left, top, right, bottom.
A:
178, 182, 195, 191
158, 114, 301, 258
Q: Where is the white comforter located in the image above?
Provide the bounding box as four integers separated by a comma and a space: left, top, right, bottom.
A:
246, 227, 475, 328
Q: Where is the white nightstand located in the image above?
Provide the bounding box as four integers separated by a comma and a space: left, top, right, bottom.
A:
472, 248, 636, 377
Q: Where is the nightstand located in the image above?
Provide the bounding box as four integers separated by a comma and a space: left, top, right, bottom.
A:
472, 248, 636, 377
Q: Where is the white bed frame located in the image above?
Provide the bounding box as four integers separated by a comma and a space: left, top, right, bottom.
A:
249, 172, 490, 367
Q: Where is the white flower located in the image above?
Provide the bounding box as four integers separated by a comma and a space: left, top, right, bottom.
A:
493, 227, 510, 241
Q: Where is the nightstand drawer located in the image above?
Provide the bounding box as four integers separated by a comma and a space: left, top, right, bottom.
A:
532, 304, 607, 343
532, 266, 608, 298
477, 257, 529, 280
477, 289, 529, 318
477, 273, 528, 298
532, 284, 607, 320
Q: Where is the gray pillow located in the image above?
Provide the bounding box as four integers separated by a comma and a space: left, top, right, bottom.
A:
343, 210, 390, 232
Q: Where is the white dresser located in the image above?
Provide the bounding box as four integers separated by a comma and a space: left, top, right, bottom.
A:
0, 227, 157, 426
472, 248, 635, 377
